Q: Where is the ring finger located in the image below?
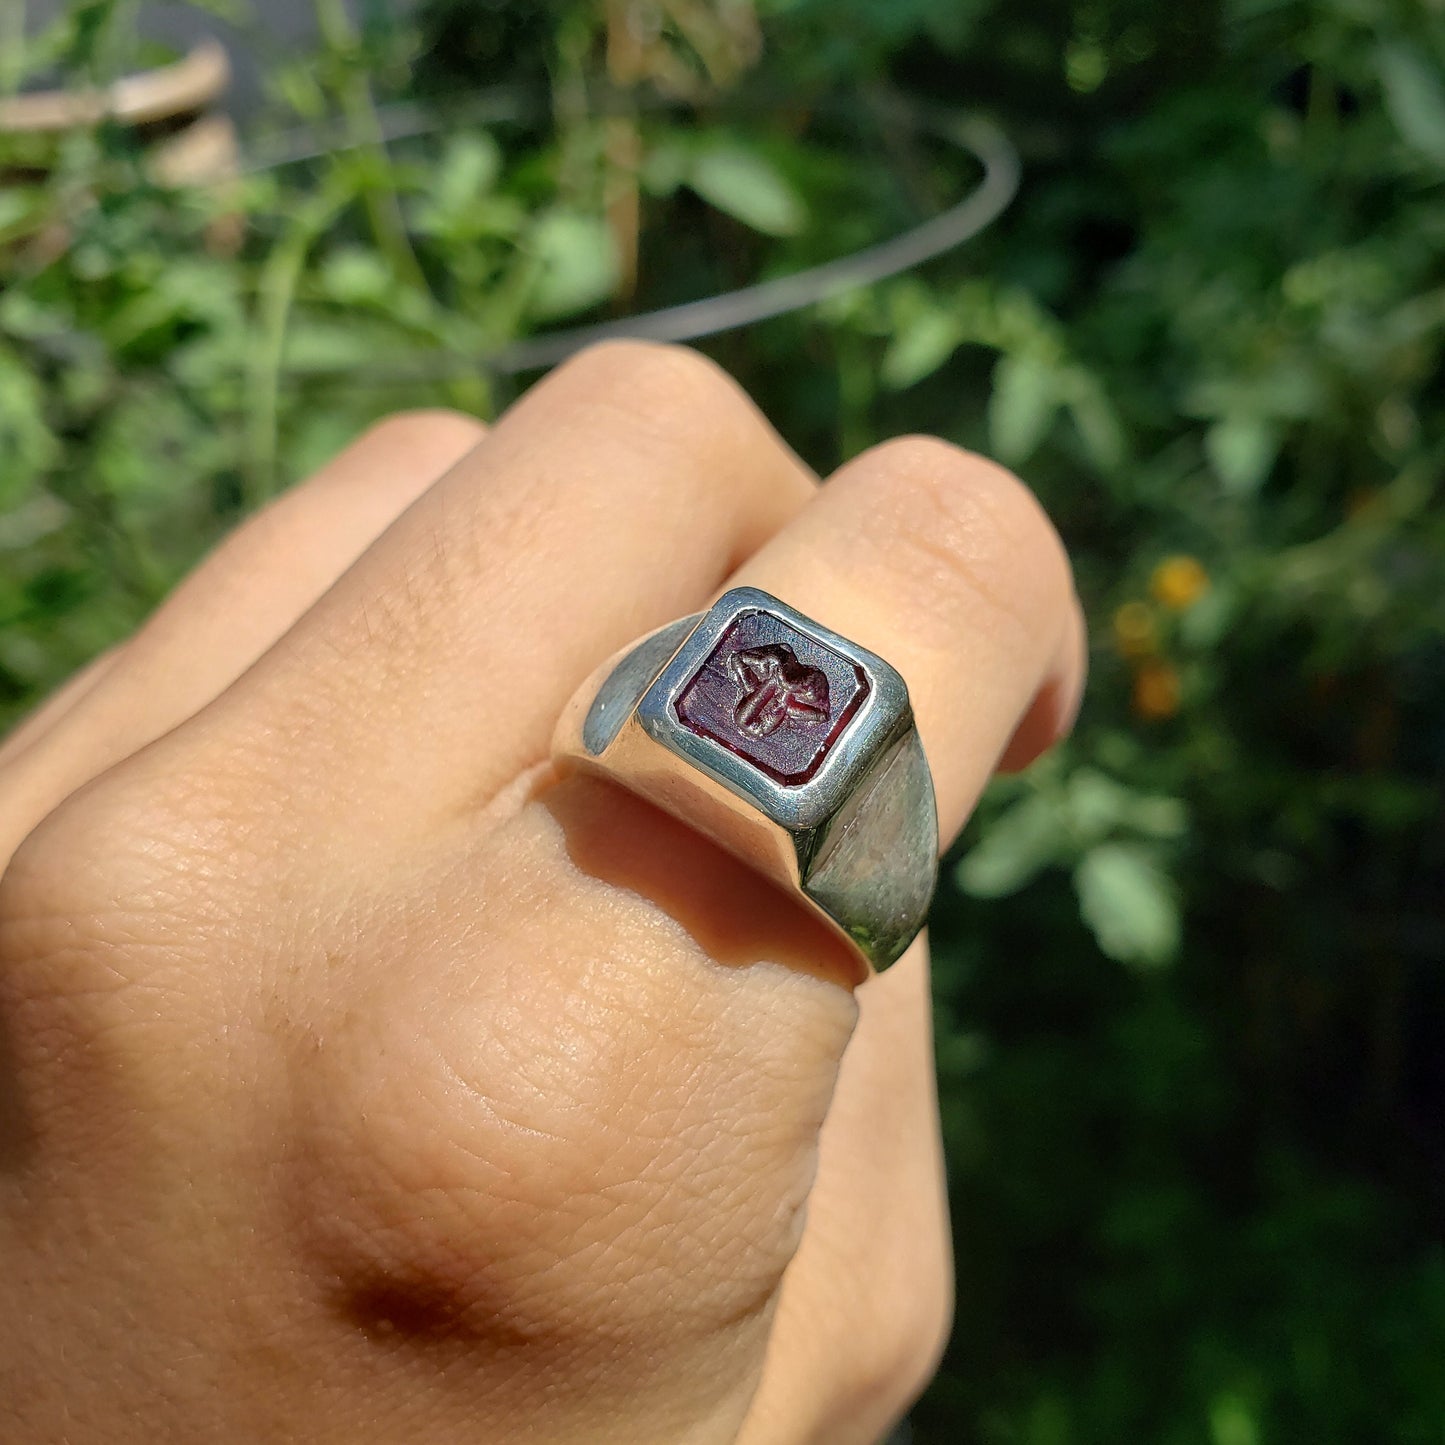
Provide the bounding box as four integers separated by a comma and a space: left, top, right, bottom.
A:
723, 437, 1083, 1436
730, 434, 1084, 840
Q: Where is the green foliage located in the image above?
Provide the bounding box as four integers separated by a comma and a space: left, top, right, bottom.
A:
1074, 841, 1180, 969
3, 0, 1444, 1440
958, 764, 1186, 966
681, 137, 808, 236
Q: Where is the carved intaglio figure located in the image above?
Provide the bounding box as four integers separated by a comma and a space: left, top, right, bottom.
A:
726, 644, 831, 738
669, 603, 872, 786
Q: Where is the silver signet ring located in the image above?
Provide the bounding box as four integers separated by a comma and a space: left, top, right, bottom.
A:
551, 588, 938, 976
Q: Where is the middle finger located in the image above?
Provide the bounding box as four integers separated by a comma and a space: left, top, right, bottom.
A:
204, 342, 816, 832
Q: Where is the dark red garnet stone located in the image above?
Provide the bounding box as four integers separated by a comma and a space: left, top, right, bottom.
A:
674, 610, 869, 785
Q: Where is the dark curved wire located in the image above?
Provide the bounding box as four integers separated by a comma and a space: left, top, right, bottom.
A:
244, 92, 1019, 376
488, 113, 1017, 373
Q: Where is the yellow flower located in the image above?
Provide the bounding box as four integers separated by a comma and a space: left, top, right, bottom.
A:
1149, 555, 1210, 611
1112, 601, 1157, 659
1132, 661, 1181, 721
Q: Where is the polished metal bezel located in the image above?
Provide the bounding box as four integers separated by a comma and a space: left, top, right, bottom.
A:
554, 585, 938, 974
635, 587, 913, 833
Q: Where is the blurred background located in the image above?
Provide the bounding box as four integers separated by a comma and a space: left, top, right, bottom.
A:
2, 1, 1444, 1440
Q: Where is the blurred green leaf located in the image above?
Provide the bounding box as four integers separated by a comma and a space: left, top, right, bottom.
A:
686, 140, 807, 237
0, 291, 68, 343
1062, 769, 1189, 845
1074, 843, 1181, 968
432, 133, 503, 213
1064, 768, 1132, 842
281, 320, 385, 373
640, 137, 690, 196
1065, 383, 1126, 473
1205, 414, 1281, 495
882, 308, 962, 389
0, 345, 60, 504
989, 352, 1059, 464
0, 186, 45, 245
958, 794, 1062, 898
1178, 583, 1235, 648
1209, 1393, 1261, 1445
526, 211, 620, 321
272, 60, 328, 121
411, 133, 512, 247
1377, 41, 1445, 166
100, 258, 244, 354
1123, 793, 1189, 840
318, 248, 393, 306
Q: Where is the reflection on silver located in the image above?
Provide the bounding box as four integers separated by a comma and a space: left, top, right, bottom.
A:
553, 587, 938, 976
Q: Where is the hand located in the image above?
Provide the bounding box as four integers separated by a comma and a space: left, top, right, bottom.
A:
0, 343, 1084, 1444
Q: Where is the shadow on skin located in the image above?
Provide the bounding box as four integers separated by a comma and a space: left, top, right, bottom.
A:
538, 770, 865, 989
0, 1001, 36, 1170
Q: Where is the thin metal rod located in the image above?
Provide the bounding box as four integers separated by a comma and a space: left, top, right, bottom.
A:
490, 114, 1018, 374
243, 91, 1020, 377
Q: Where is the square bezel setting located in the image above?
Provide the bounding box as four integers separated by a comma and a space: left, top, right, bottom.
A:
636, 587, 912, 832
674, 609, 870, 784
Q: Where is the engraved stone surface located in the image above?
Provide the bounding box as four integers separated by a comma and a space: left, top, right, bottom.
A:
727, 645, 830, 737
674, 609, 869, 784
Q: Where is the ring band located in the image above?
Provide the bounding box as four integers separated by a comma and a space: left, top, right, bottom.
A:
552, 587, 938, 975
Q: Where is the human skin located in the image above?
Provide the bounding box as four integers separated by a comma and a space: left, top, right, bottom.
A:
0, 342, 1085, 1444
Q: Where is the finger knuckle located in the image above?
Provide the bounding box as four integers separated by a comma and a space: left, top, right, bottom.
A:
288, 883, 851, 1374
293, 983, 786, 1351
355, 407, 486, 463
854, 435, 1074, 645
555, 337, 731, 407
0, 751, 245, 1003
0, 771, 231, 1133
547, 339, 768, 461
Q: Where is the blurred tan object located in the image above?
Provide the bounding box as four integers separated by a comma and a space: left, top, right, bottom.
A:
0, 39, 242, 254
601, 1, 762, 299
150, 112, 245, 254
0, 40, 229, 133
605, 0, 761, 97
147, 111, 240, 187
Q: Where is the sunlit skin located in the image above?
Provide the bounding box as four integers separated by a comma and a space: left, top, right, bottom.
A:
0, 342, 1084, 1444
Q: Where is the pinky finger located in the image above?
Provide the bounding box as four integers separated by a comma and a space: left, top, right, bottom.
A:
0, 648, 123, 770
0, 409, 484, 859
995, 594, 1088, 773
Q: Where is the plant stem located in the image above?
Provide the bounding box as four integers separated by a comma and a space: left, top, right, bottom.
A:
312, 0, 429, 296
246, 178, 351, 507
